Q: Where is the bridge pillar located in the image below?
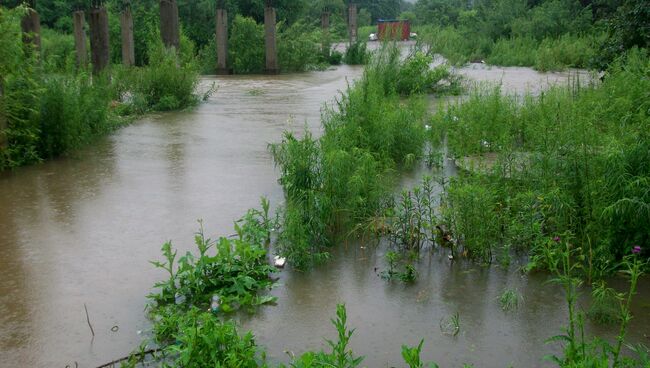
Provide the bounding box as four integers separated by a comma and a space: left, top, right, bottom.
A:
120, 7, 135, 66
88, 6, 110, 75
322, 12, 331, 58
21, 6, 41, 51
73, 11, 87, 67
160, 0, 180, 50
264, 6, 279, 74
216, 8, 229, 74
348, 3, 358, 44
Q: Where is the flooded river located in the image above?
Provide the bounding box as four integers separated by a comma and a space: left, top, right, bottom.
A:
0, 62, 646, 367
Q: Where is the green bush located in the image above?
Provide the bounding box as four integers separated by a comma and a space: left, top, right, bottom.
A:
113, 45, 200, 112
271, 45, 440, 269
344, 41, 369, 65
433, 49, 650, 270
229, 15, 265, 74
278, 21, 326, 72
40, 28, 76, 73
163, 309, 263, 368
38, 74, 113, 158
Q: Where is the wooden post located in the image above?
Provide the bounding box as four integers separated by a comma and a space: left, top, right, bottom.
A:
88, 6, 110, 75
73, 11, 87, 68
264, 5, 278, 74
216, 7, 229, 74
120, 7, 135, 66
21, 7, 41, 51
159, 0, 180, 50
322, 11, 331, 58
348, 3, 358, 44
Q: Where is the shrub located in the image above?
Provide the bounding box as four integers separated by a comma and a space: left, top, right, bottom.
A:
114, 45, 200, 112
278, 21, 326, 72
38, 74, 113, 158
344, 41, 368, 65
229, 15, 265, 74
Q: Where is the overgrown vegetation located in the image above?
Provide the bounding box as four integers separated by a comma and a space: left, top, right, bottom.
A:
270, 44, 460, 270
413, 0, 648, 71
432, 49, 649, 276
0, 5, 201, 171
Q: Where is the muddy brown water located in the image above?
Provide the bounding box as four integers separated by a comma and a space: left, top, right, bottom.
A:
0, 63, 647, 368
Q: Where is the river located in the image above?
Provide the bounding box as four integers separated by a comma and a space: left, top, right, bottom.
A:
0, 62, 647, 367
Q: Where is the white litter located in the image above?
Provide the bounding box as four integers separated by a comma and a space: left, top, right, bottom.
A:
274, 256, 286, 268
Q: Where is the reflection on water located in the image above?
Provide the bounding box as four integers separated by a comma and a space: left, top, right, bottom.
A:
0, 61, 645, 367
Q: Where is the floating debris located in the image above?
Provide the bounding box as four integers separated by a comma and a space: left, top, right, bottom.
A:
274, 255, 287, 268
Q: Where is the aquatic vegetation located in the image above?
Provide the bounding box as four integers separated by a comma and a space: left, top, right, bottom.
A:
587, 281, 622, 325
0, 6, 202, 171
498, 289, 521, 311
440, 312, 461, 337
380, 251, 418, 283
402, 340, 439, 368
148, 207, 277, 320
388, 176, 438, 253
343, 41, 368, 65
433, 49, 650, 272
543, 239, 648, 367
396, 52, 462, 96
286, 304, 365, 368
164, 308, 263, 368
271, 44, 450, 270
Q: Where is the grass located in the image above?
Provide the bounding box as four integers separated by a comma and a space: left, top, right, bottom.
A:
418, 26, 601, 71
440, 312, 461, 337
0, 8, 202, 171
432, 49, 649, 273
270, 43, 462, 269
499, 289, 521, 311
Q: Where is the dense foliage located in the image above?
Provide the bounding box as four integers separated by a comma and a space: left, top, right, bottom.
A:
413, 0, 648, 70
0, 5, 200, 171
432, 49, 649, 276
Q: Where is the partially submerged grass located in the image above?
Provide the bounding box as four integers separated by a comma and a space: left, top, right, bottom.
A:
499, 289, 521, 311
271, 43, 460, 270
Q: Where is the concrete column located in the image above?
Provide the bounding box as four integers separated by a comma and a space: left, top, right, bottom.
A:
322, 12, 330, 58
216, 8, 229, 74
21, 7, 41, 51
159, 0, 180, 50
88, 6, 111, 75
120, 7, 135, 66
73, 11, 87, 67
264, 6, 279, 74
348, 3, 358, 44
0, 79, 6, 150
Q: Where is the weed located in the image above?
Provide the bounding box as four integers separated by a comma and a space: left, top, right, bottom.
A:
440, 312, 460, 337
498, 289, 521, 311
289, 304, 364, 368
402, 339, 440, 368
344, 41, 368, 65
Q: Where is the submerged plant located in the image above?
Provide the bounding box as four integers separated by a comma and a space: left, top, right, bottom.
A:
440, 312, 460, 337
498, 289, 521, 311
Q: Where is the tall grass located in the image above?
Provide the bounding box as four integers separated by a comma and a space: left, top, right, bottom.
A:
0, 6, 202, 170
433, 48, 649, 272
419, 26, 601, 71
270, 44, 461, 269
